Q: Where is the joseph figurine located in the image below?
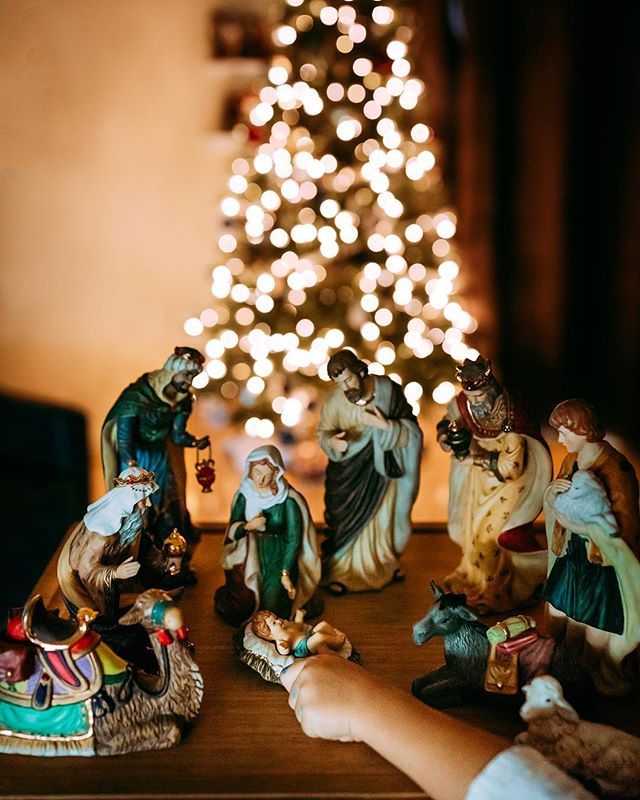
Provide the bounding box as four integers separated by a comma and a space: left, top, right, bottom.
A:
317, 349, 423, 593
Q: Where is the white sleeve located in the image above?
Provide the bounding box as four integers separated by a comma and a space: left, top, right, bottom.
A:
465, 746, 595, 800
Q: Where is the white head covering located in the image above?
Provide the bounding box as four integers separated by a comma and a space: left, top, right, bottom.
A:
240, 445, 289, 521
84, 466, 159, 536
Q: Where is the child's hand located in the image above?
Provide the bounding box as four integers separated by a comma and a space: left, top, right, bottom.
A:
281, 654, 369, 742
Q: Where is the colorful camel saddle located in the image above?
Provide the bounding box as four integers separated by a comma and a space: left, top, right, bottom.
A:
484, 615, 555, 695
0, 596, 127, 743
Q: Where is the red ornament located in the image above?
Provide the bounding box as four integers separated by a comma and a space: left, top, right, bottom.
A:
195, 444, 216, 493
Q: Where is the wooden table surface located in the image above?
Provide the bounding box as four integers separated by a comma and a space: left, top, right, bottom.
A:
1, 531, 638, 800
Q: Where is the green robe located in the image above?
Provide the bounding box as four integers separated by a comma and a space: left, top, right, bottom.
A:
101, 373, 196, 541
228, 493, 303, 620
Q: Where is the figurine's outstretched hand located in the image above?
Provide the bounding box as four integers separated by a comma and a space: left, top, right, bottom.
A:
195, 435, 210, 450
329, 432, 348, 453
115, 556, 141, 580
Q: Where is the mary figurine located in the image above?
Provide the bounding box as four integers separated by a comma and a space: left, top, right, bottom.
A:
214, 445, 321, 626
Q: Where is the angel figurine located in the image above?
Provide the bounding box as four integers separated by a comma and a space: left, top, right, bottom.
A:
214, 445, 321, 626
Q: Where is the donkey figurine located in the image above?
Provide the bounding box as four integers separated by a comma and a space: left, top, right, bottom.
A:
411, 581, 592, 709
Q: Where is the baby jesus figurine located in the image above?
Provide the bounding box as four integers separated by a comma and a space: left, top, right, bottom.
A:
251, 610, 347, 657
236, 609, 354, 684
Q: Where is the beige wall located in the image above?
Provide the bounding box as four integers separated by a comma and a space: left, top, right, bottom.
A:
0, 0, 246, 500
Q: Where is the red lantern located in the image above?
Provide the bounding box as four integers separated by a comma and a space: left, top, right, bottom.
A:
195, 444, 216, 493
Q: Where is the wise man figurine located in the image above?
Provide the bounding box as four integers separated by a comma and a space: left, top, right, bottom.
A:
437, 356, 552, 613
57, 466, 188, 667
101, 346, 209, 545
58, 466, 163, 620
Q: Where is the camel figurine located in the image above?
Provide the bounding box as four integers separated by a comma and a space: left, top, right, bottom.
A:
0, 589, 203, 756
411, 581, 592, 710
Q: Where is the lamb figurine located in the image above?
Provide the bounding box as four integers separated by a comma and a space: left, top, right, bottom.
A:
551, 469, 618, 537
516, 675, 640, 797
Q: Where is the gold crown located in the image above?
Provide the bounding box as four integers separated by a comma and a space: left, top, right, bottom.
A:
114, 468, 156, 488
455, 357, 493, 390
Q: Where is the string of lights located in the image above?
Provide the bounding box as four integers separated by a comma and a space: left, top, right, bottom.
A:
185, 0, 478, 436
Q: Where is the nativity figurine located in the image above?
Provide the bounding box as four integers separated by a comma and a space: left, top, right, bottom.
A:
517, 675, 640, 796
0, 590, 202, 756
236, 608, 353, 684
317, 349, 423, 593
57, 466, 187, 665
214, 445, 321, 626
101, 346, 209, 545
437, 356, 552, 613
544, 398, 640, 697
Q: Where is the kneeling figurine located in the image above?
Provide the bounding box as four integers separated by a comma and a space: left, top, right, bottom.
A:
215, 445, 320, 626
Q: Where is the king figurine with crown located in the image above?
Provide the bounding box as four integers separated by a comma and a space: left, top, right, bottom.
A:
436, 357, 552, 613
57, 467, 177, 627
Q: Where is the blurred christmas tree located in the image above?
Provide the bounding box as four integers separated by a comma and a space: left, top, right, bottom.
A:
185, 0, 478, 437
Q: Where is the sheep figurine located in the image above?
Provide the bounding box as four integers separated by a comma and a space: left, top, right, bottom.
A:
516, 675, 640, 797
551, 469, 618, 536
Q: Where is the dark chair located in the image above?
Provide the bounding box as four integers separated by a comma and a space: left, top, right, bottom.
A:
0, 394, 88, 622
